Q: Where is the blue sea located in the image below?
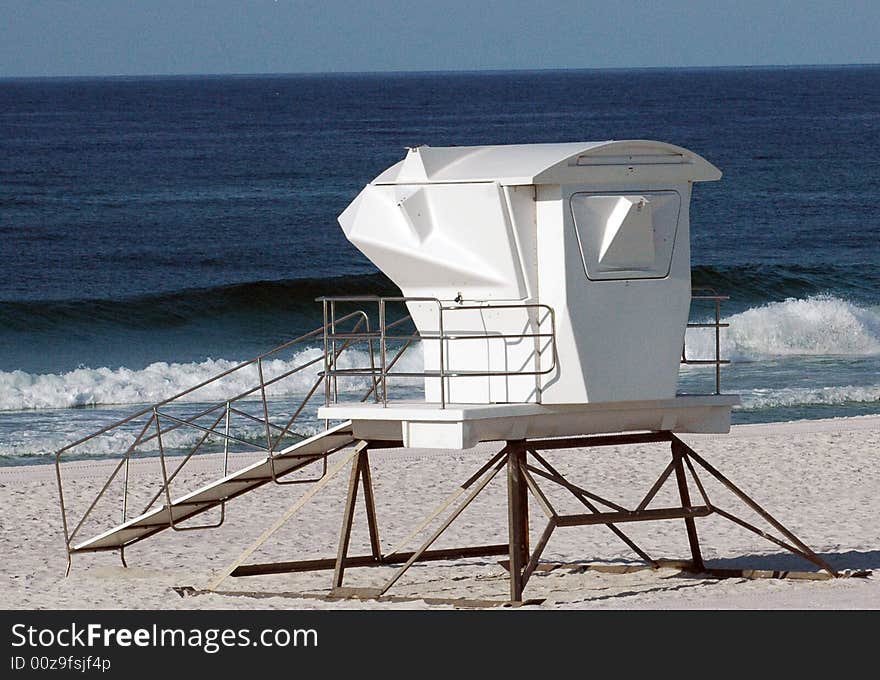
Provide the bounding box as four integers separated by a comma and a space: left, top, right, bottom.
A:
2, 66, 879, 465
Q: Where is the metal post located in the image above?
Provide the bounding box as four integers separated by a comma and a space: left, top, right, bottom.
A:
120, 447, 130, 569
507, 444, 528, 601
360, 450, 382, 561
330, 300, 338, 403
223, 402, 231, 474
122, 452, 130, 523
322, 299, 330, 414
216, 401, 231, 525
438, 305, 446, 408
715, 298, 722, 394
366, 313, 379, 404
333, 443, 366, 589
535, 308, 543, 404
154, 409, 173, 514
516, 451, 530, 565
257, 359, 272, 452
379, 299, 387, 406
672, 438, 704, 572
55, 455, 72, 575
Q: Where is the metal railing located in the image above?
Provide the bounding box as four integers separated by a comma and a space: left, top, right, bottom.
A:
682, 287, 730, 395
54, 310, 380, 561
318, 296, 559, 408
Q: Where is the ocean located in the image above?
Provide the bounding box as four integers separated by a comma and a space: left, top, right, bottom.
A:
2, 66, 879, 465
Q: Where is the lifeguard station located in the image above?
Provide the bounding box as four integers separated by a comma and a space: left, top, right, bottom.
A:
54, 141, 845, 604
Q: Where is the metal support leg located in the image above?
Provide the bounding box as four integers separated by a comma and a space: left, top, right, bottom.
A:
673, 435, 838, 576
360, 450, 382, 561
203, 431, 846, 604
516, 452, 530, 566
333, 442, 369, 590
672, 437, 705, 572
507, 444, 529, 602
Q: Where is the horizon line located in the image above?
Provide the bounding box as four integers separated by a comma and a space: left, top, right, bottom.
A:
2, 61, 879, 81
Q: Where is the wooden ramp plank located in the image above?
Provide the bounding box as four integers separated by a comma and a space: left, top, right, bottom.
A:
70, 422, 357, 553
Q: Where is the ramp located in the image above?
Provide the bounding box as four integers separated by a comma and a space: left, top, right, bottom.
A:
70, 422, 356, 553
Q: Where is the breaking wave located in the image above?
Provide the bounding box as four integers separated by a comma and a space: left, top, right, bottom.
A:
0, 345, 424, 412
685, 294, 880, 361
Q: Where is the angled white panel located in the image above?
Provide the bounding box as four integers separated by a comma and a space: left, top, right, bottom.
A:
340, 182, 528, 300
570, 191, 681, 280
597, 195, 655, 267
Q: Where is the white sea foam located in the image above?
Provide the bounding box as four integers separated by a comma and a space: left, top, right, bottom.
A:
0, 344, 424, 457
0, 345, 425, 412
0, 420, 275, 458
738, 384, 880, 410
685, 295, 880, 361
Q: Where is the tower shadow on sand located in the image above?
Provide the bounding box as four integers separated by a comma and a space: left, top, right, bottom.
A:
702, 549, 880, 574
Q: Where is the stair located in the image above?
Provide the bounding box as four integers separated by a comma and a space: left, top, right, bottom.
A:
70, 421, 355, 553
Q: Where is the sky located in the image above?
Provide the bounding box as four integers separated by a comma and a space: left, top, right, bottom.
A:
1, 0, 879, 78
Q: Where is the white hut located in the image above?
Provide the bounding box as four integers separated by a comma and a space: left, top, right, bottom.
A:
320, 141, 738, 447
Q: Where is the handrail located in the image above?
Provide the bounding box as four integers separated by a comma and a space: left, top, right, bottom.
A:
54, 309, 378, 568
683, 287, 730, 395
319, 296, 558, 408
319, 291, 727, 404
54, 310, 366, 458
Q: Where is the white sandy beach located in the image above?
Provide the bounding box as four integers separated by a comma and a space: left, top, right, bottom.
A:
2, 415, 878, 610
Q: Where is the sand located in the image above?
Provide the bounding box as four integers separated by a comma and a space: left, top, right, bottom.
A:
2, 415, 878, 610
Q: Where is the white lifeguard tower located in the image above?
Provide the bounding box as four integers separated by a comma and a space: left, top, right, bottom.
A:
319, 140, 737, 447
55, 141, 851, 605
